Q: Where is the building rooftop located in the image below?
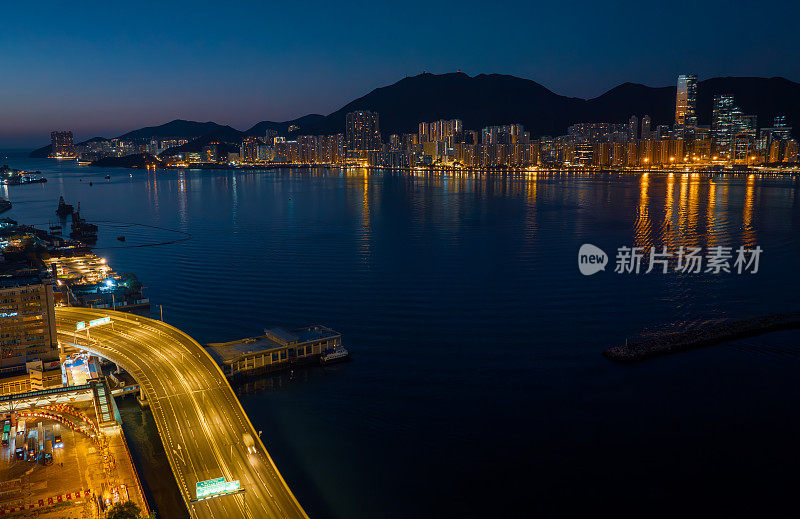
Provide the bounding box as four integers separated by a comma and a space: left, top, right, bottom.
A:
264, 327, 298, 345
206, 325, 341, 365
205, 335, 286, 364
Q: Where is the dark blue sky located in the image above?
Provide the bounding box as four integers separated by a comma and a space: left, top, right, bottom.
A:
1, 0, 798, 147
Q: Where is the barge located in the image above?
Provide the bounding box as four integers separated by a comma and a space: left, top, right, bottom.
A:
205, 326, 348, 379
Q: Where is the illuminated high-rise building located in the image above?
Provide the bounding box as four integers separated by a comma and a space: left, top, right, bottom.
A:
418, 122, 430, 142
0, 275, 59, 368
628, 115, 638, 141
239, 136, 261, 163
712, 95, 735, 158
674, 74, 698, 142
640, 115, 651, 140
418, 119, 462, 143
481, 124, 525, 145
731, 110, 757, 163
346, 111, 381, 160
50, 131, 74, 158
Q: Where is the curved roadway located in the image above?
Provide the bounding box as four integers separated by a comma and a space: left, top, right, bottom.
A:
55, 307, 308, 519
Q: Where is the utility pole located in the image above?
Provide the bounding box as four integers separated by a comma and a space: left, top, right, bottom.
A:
160, 305, 163, 321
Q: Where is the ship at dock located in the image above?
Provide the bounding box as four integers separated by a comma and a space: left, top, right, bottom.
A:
55, 196, 74, 217
69, 203, 98, 243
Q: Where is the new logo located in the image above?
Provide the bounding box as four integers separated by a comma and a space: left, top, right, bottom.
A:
578, 244, 608, 275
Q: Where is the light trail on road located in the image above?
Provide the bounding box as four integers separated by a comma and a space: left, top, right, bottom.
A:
56, 307, 308, 519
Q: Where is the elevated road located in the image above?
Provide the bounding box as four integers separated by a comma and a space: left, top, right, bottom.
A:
55, 307, 308, 519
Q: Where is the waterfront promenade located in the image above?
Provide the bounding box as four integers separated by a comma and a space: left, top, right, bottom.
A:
55, 307, 308, 519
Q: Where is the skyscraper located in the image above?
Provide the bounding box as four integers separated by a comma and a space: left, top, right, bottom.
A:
50, 131, 74, 158
731, 109, 757, 163
674, 74, 698, 142
239, 136, 261, 163
346, 111, 381, 160
0, 275, 59, 369
712, 95, 735, 158
641, 115, 651, 140
628, 115, 638, 141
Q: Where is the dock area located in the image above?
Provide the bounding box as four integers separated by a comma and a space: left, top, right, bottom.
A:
205, 326, 347, 379
604, 312, 800, 362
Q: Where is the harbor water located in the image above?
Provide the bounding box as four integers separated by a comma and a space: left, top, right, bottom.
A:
2, 150, 800, 517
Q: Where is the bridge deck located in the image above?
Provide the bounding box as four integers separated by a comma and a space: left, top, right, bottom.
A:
56, 307, 308, 519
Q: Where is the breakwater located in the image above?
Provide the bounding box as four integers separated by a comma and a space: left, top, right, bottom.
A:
604, 312, 800, 362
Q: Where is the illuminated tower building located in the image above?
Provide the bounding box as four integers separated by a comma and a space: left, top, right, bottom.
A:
674, 74, 698, 143
640, 115, 651, 140
239, 136, 261, 163
50, 131, 74, 158
731, 110, 757, 164
628, 115, 638, 141
0, 275, 59, 367
418, 122, 430, 142
346, 111, 381, 162
712, 95, 735, 158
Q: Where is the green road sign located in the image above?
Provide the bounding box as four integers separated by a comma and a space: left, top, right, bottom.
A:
77, 316, 111, 331
89, 316, 111, 327
196, 478, 241, 499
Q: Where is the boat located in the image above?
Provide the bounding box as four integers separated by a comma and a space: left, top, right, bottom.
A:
117, 236, 126, 242
321, 346, 350, 364
105, 175, 111, 180
55, 196, 74, 217
69, 203, 98, 243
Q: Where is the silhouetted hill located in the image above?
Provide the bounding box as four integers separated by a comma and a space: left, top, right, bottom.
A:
158, 134, 239, 158
117, 119, 243, 142
90, 153, 160, 168
302, 73, 800, 138
29, 74, 800, 157
304, 72, 584, 136
246, 114, 325, 137
28, 145, 51, 158
582, 83, 675, 126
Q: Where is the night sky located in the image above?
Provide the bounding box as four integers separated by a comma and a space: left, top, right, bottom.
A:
1, 0, 798, 147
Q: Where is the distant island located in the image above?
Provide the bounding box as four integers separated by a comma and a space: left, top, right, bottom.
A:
90, 153, 161, 169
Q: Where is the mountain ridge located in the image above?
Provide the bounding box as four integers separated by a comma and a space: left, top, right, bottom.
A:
29, 73, 800, 155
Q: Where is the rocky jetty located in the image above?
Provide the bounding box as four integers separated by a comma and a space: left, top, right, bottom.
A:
604, 312, 800, 362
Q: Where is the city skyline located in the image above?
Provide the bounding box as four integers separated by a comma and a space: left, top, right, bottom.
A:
9, 71, 800, 151
2, 0, 800, 146
31, 72, 797, 171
